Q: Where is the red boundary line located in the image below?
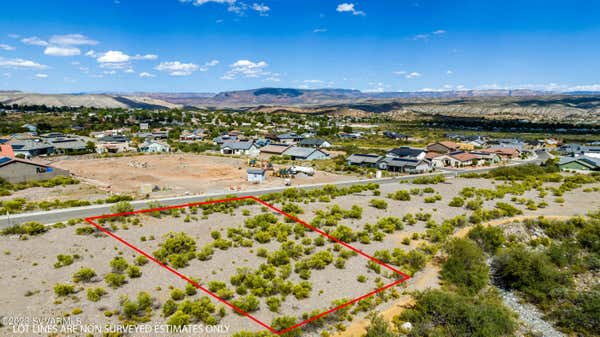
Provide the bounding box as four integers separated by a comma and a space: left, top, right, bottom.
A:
84, 196, 410, 335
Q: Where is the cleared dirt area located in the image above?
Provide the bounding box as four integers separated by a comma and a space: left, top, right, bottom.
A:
1, 177, 599, 337
51, 154, 350, 198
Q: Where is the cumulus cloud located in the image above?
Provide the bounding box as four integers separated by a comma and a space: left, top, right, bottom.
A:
0, 44, 15, 51
21, 36, 48, 46
139, 72, 156, 78
336, 3, 365, 16
44, 45, 81, 56
405, 71, 422, 79
97, 50, 130, 63
252, 3, 270, 14
222, 59, 269, 79
155, 61, 199, 76
35, 73, 48, 78
0, 57, 48, 70
49, 34, 98, 46
199, 59, 219, 71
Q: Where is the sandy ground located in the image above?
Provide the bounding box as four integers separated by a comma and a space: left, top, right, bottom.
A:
0, 183, 109, 203
50, 154, 350, 198
1, 177, 599, 337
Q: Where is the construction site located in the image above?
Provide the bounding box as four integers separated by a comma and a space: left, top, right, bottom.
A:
49, 154, 349, 198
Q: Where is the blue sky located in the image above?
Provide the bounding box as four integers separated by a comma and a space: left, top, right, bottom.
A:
1, 0, 599, 93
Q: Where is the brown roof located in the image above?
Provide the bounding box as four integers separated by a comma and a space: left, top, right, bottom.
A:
260, 144, 291, 154
481, 148, 520, 156
425, 151, 444, 159
427, 141, 460, 151
449, 152, 479, 162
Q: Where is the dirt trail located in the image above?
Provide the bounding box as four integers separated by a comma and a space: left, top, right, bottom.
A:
333, 214, 571, 337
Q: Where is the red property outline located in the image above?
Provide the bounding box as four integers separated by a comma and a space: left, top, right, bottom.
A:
85, 196, 410, 335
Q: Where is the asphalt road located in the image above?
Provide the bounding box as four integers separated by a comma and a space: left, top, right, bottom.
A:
0, 151, 548, 228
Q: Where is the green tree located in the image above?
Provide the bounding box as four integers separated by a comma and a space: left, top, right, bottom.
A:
441, 238, 489, 295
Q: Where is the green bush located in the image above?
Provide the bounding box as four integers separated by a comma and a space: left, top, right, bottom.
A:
110, 256, 129, 274
468, 224, 505, 254
54, 283, 75, 296
231, 295, 260, 313
412, 175, 446, 185
2, 222, 47, 236
54, 254, 75, 268
448, 196, 465, 207
105, 273, 126, 289
387, 190, 410, 201
73, 267, 97, 283
369, 199, 388, 210
134, 255, 149, 266
87, 287, 106, 302
127, 265, 142, 278
441, 239, 489, 295
397, 289, 516, 337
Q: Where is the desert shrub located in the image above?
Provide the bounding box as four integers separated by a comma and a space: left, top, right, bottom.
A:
110, 256, 129, 274
465, 198, 483, 210
2, 221, 47, 236
550, 285, 600, 336
86, 287, 106, 302
266, 296, 281, 312
134, 255, 149, 266
271, 316, 301, 337
54, 254, 75, 268
424, 194, 442, 203
73, 267, 97, 283
493, 246, 572, 304
197, 245, 214, 261
448, 196, 465, 207
468, 224, 505, 254
127, 265, 142, 278
171, 288, 185, 301
357, 275, 367, 283
54, 283, 75, 296
153, 232, 196, 267
331, 225, 356, 242
494, 202, 522, 217
377, 217, 404, 233
120, 292, 154, 323
369, 199, 388, 209
105, 273, 126, 289
387, 190, 410, 201
231, 295, 260, 313
364, 315, 396, 337
110, 201, 134, 215
167, 310, 190, 327
292, 281, 312, 299
397, 289, 516, 337
412, 175, 445, 184
441, 239, 489, 295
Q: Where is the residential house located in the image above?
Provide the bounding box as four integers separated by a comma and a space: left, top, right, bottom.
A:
213, 134, 238, 145
47, 137, 89, 154
9, 139, 54, 158
482, 147, 521, 160
260, 144, 292, 156
386, 147, 426, 161
426, 141, 460, 154
430, 151, 479, 168
247, 168, 266, 184
383, 131, 409, 141
339, 132, 363, 139
347, 154, 383, 167
220, 141, 260, 157
377, 157, 431, 173
0, 157, 70, 184
96, 135, 133, 154
179, 129, 204, 142
298, 138, 332, 149
470, 151, 501, 165
139, 140, 171, 153
558, 156, 600, 172
282, 147, 329, 161
277, 133, 304, 145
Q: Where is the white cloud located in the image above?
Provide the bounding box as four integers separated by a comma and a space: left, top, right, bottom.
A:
0, 44, 15, 51
44, 45, 81, 56
413, 29, 446, 41
405, 72, 422, 79
85, 50, 98, 58
446, 70, 454, 75
35, 73, 48, 78
132, 54, 158, 60
97, 50, 130, 63
252, 3, 270, 14
0, 57, 48, 70
124, 68, 135, 73
303, 79, 324, 84
222, 59, 269, 79
393, 70, 407, 75
433, 29, 446, 35
199, 59, 219, 71
336, 3, 365, 16
413, 34, 429, 41
21, 36, 48, 46
313, 28, 328, 33
49, 34, 98, 46
139, 72, 155, 78
155, 61, 199, 76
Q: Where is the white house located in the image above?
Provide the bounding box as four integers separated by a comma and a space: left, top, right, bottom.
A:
220, 141, 260, 157
139, 140, 170, 153
247, 168, 266, 184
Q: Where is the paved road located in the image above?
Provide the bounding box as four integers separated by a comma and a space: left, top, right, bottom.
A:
0, 151, 548, 228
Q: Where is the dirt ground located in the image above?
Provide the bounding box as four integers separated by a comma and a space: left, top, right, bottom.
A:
50, 154, 350, 198
1, 177, 599, 337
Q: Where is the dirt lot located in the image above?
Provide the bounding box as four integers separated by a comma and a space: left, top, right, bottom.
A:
1, 177, 599, 337
51, 154, 350, 198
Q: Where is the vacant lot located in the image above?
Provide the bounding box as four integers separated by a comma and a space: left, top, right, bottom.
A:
1, 176, 599, 337
51, 154, 350, 198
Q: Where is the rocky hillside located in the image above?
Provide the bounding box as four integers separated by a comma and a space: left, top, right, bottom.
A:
0, 92, 181, 109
